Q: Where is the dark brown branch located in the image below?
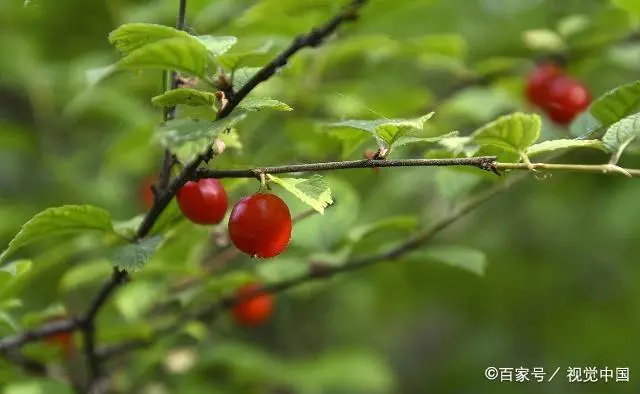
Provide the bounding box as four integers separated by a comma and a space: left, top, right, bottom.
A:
194, 157, 499, 180
216, 0, 367, 119
0, 318, 78, 351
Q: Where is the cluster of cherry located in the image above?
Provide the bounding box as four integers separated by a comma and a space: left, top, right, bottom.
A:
525, 63, 592, 126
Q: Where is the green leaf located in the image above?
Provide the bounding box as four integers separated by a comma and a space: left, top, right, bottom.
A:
471, 112, 541, 153
114, 280, 165, 321
3, 380, 74, 394
108, 23, 193, 56
417, 246, 487, 276
526, 139, 606, 157
155, 113, 247, 150
217, 40, 275, 70
59, 260, 112, 293
590, 80, 640, 127
347, 217, 418, 244
613, 0, 640, 16
196, 35, 237, 58
0, 310, 20, 333
232, 67, 261, 88
0, 206, 115, 265
116, 37, 209, 77
237, 97, 293, 112
392, 131, 459, 149
522, 29, 567, 52
327, 112, 434, 149
110, 235, 164, 272
152, 88, 218, 107
267, 175, 333, 214
601, 113, 640, 153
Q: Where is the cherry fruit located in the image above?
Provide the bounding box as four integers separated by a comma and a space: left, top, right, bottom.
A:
176, 179, 229, 225
232, 282, 274, 326
228, 193, 292, 258
525, 63, 564, 107
543, 76, 591, 126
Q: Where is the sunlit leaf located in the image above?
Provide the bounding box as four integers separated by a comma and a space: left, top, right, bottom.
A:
267, 175, 333, 214
526, 139, 606, 157
471, 112, 541, 153
155, 113, 247, 150
152, 88, 218, 107
237, 97, 293, 112
116, 37, 209, 77
196, 35, 238, 57
590, 80, 640, 127
0, 206, 116, 265
108, 23, 193, 56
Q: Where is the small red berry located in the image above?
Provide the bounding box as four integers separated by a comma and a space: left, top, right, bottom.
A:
232, 283, 274, 326
139, 177, 156, 209
543, 76, 591, 126
228, 193, 292, 258
525, 63, 564, 107
43, 317, 75, 356
176, 179, 229, 225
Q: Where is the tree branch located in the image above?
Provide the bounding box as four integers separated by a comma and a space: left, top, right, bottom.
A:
216, 0, 368, 119
496, 162, 640, 177
97, 175, 521, 361
194, 157, 499, 180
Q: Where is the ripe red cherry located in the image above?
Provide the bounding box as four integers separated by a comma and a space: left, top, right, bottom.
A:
232, 283, 274, 326
543, 76, 591, 126
176, 179, 228, 225
228, 193, 292, 258
525, 63, 564, 107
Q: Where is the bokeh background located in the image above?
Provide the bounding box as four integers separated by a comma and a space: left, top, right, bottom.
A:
1, 0, 640, 393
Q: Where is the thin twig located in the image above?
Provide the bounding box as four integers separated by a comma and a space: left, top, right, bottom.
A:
496, 162, 640, 177
194, 157, 499, 180
216, 0, 368, 119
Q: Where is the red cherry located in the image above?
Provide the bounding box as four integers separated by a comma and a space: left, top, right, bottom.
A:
228, 193, 292, 258
525, 63, 564, 107
139, 177, 156, 209
176, 179, 229, 225
543, 76, 591, 126
232, 283, 274, 326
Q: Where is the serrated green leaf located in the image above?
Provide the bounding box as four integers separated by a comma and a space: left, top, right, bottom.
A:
471, 113, 541, 153
155, 113, 246, 150
232, 67, 261, 88
108, 23, 193, 56
0, 206, 116, 265
267, 175, 333, 214
196, 35, 237, 57
237, 97, 293, 112
217, 40, 276, 70
115, 280, 165, 321
418, 245, 487, 276
347, 217, 418, 244
116, 37, 209, 77
327, 112, 434, 148
590, 80, 640, 127
110, 235, 164, 272
525, 139, 606, 157
601, 113, 640, 152
152, 88, 218, 107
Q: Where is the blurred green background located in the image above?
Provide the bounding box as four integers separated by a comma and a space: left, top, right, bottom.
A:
1, 0, 640, 393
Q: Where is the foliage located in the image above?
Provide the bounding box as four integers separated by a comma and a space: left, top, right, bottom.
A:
1, 0, 640, 393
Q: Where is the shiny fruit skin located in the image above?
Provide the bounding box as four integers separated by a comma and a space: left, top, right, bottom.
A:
526, 63, 564, 107
543, 76, 591, 126
228, 193, 292, 258
232, 283, 274, 326
176, 179, 229, 225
